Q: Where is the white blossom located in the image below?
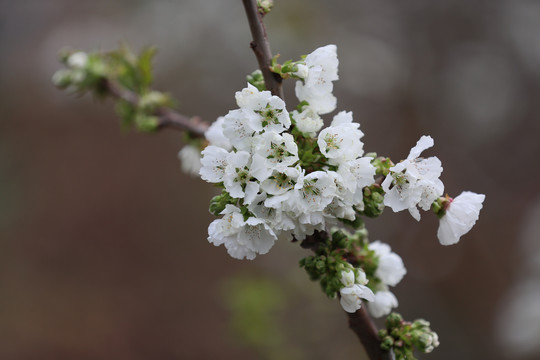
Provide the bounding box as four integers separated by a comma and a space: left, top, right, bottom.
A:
222, 151, 259, 204
291, 107, 324, 137
199, 145, 230, 183
177, 145, 201, 176
322, 171, 356, 221
248, 193, 296, 236
293, 63, 309, 79
340, 284, 375, 313
205, 117, 232, 151
295, 44, 339, 115
235, 83, 290, 133
367, 290, 399, 318
381, 135, 444, 221
340, 269, 356, 287
369, 241, 406, 287
67, 51, 88, 68
237, 217, 278, 256
208, 205, 256, 260
260, 166, 301, 196
208, 205, 278, 260
222, 109, 258, 152
318, 111, 365, 165
293, 170, 337, 214
437, 191, 485, 245
337, 157, 376, 206
251, 132, 299, 180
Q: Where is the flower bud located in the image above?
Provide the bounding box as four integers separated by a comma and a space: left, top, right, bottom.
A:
340, 269, 355, 287
257, 0, 274, 15
246, 69, 265, 91
293, 63, 308, 79
355, 269, 368, 285
380, 336, 394, 351
135, 114, 159, 132
139, 91, 169, 112
386, 312, 403, 329
67, 51, 88, 68
52, 70, 72, 88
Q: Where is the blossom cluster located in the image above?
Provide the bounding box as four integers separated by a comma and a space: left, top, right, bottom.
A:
181, 44, 485, 316
199, 45, 381, 260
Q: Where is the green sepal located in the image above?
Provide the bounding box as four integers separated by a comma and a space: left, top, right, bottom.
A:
209, 190, 236, 216
371, 156, 393, 176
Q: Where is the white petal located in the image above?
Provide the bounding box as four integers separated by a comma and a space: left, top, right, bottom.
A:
367, 291, 399, 318
407, 135, 434, 160
437, 191, 485, 245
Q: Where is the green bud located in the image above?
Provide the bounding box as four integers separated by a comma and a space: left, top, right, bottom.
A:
257, 0, 274, 15
86, 56, 106, 77
386, 312, 403, 329
139, 91, 170, 112
432, 196, 451, 219
246, 69, 266, 91
412, 319, 431, 330
365, 152, 377, 158
360, 185, 385, 218
371, 156, 393, 176
413, 332, 434, 353
135, 114, 159, 132
380, 336, 395, 351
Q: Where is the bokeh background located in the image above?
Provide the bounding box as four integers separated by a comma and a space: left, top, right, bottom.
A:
1, 0, 540, 359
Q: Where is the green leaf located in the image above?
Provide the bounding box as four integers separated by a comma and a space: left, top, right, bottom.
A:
138, 47, 157, 89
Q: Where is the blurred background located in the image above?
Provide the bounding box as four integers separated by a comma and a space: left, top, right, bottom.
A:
1, 0, 540, 359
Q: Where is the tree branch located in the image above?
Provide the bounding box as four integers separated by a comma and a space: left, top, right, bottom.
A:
241, 0, 284, 98
348, 307, 395, 360
101, 79, 209, 137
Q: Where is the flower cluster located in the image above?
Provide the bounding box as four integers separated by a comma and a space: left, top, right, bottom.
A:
198, 45, 381, 260
379, 313, 440, 359
192, 44, 485, 261
181, 44, 485, 325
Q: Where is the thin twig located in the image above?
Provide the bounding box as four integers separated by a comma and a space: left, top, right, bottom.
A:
101, 79, 209, 137
241, 0, 284, 98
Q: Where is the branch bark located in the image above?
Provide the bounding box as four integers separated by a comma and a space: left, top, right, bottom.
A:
348, 307, 395, 360
241, 0, 284, 98
101, 79, 209, 137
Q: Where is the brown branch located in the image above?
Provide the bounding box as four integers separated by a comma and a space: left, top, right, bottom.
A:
101, 79, 209, 137
348, 307, 395, 360
241, 0, 284, 98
